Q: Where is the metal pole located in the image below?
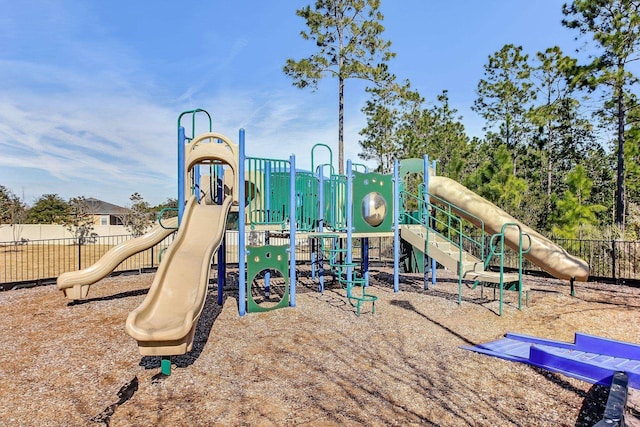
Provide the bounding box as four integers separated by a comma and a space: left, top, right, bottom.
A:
346, 160, 353, 293
318, 165, 325, 292
393, 159, 400, 293
238, 129, 246, 316
178, 126, 186, 225
289, 154, 297, 307
431, 159, 437, 286
78, 236, 82, 271
264, 162, 272, 297
423, 155, 430, 290
217, 164, 225, 306
363, 237, 369, 286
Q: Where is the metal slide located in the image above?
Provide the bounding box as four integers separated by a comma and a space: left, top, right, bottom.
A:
125, 195, 233, 356
57, 217, 178, 300
427, 176, 589, 282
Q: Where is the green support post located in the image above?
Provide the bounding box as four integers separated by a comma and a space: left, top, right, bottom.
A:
161, 356, 171, 376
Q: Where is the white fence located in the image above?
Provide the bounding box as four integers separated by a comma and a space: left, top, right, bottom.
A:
0, 224, 130, 242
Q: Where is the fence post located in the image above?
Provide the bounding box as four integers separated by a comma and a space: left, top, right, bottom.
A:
78, 236, 82, 271
151, 246, 155, 269
611, 239, 617, 283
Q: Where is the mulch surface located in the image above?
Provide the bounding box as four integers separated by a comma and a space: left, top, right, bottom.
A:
1, 266, 639, 426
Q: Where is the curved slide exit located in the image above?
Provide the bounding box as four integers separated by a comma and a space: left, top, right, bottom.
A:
428, 176, 589, 281
125, 195, 232, 356
57, 217, 178, 300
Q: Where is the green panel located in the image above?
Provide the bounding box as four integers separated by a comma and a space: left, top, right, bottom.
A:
247, 245, 290, 313
352, 171, 393, 233
399, 158, 425, 181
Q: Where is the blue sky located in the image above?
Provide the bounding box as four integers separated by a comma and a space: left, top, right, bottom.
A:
1, 1, 584, 207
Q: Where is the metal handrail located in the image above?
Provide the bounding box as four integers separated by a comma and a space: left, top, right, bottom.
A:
400, 189, 485, 260
157, 208, 179, 230
484, 222, 531, 314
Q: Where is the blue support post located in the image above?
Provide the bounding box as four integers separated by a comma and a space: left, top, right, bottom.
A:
423, 155, 436, 289
363, 237, 369, 286
289, 155, 297, 307
431, 159, 437, 286
393, 159, 400, 293
178, 126, 186, 225
238, 129, 246, 316
216, 163, 225, 305
194, 165, 201, 202
318, 165, 325, 292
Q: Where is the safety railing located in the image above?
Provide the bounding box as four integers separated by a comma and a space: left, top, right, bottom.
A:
245, 157, 291, 229
399, 189, 486, 261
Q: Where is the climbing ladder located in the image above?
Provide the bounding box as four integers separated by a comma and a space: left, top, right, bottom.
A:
323, 239, 377, 316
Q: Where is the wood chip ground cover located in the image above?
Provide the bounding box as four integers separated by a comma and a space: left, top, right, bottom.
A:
1, 267, 639, 426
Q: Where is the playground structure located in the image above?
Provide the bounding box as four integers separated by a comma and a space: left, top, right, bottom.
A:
56, 108, 590, 373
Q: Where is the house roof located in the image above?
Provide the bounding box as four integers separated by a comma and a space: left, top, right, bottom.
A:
85, 198, 129, 215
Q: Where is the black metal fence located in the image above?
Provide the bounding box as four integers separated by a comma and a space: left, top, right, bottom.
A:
486, 237, 640, 284
1, 233, 637, 288
0, 234, 176, 287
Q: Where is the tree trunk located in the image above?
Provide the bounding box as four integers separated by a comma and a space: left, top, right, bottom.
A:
337, 6, 345, 176
546, 121, 553, 219
339, 74, 344, 175
615, 81, 625, 231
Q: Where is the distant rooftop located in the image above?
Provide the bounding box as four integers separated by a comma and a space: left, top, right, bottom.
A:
85, 198, 129, 215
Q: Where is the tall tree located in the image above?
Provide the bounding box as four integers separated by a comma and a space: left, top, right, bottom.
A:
284, 0, 395, 174
528, 46, 595, 217
63, 196, 95, 244
153, 198, 179, 218
472, 44, 535, 156
625, 94, 640, 207
551, 164, 606, 238
0, 185, 26, 242
562, 0, 640, 229
26, 194, 69, 224
123, 192, 153, 236
0, 185, 17, 224
463, 144, 528, 216
399, 90, 470, 181
359, 80, 420, 173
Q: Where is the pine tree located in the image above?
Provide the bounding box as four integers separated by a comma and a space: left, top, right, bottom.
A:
551, 164, 606, 238
562, 0, 640, 229
472, 44, 535, 154
464, 144, 528, 216
284, 0, 395, 174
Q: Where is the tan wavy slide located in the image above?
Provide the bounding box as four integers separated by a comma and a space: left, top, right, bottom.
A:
125, 195, 233, 356
57, 217, 178, 300
429, 176, 589, 281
